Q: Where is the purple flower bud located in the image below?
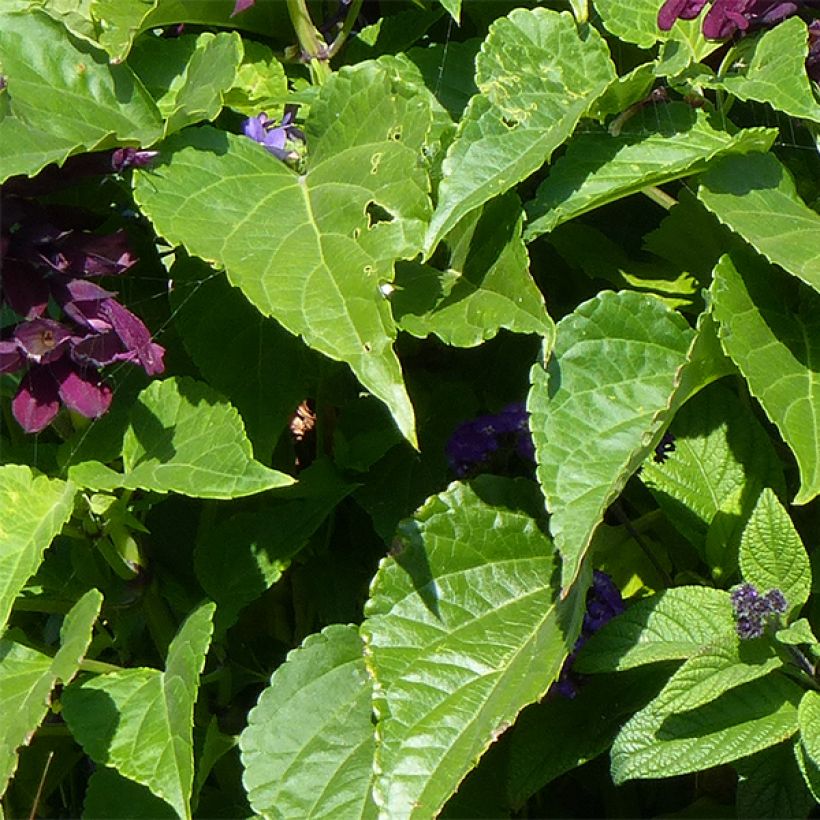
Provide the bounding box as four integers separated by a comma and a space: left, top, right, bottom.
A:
111, 147, 159, 173
231, 0, 256, 16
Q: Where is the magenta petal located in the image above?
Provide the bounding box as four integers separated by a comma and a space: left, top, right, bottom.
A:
658, 0, 706, 28
12, 367, 61, 433
231, 0, 255, 16
0, 339, 24, 373
56, 360, 112, 419
102, 298, 165, 375
54, 229, 137, 277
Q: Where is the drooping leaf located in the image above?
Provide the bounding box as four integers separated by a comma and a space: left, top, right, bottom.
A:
134, 62, 432, 444
712, 253, 820, 504
699, 153, 820, 294
640, 383, 785, 577
735, 742, 816, 820
525, 106, 774, 240
739, 488, 811, 617
62, 602, 215, 820
424, 7, 616, 253
240, 624, 377, 819
798, 691, 820, 770
394, 192, 553, 347
528, 290, 693, 588
0, 466, 76, 634
575, 586, 735, 673
0, 589, 101, 794
611, 673, 802, 783
362, 477, 586, 818
66, 377, 293, 499
128, 31, 242, 136
0, 9, 162, 183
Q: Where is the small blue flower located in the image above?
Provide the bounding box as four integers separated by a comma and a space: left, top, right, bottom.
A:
243, 109, 304, 161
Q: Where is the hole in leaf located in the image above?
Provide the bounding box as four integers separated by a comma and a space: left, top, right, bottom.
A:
365, 202, 394, 229
502, 116, 519, 129
388, 126, 402, 141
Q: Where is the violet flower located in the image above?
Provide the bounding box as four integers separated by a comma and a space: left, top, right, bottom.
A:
808, 20, 820, 81
243, 109, 304, 162
552, 571, 625, 699
657, 0, 804, 38
730, 583, 788, 639
446, 402, 534, 477
111, 147, 158, 173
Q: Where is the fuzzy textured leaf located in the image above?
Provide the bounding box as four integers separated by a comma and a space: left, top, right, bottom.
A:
611, 673, 802, 783
424, 7, 616, 252
0, 466, 76, 634
712, 253, 820, 504
62, 602, 215, 820
240, 624, 377, 820
528, 290, 693, 588
362, 477, 585, 818
134, 62, 432, 445
699, 153, 820, 294
739, 488, 811, 617
576, 586, 735, 673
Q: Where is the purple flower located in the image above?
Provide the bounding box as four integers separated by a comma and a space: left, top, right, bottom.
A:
653, 431, 676, 463
730, 582, 788, 639
808, 20, 820, 81
551, 571, 625, 699
658, 0, 801, 37
243, 109, 304, 161
446, 402, 534, 477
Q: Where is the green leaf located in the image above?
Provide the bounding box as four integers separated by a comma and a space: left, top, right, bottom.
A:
128, 31, 242, 136
436, 0, 461, 21
528, 291, 693, 588
0, 466, 76, 634
240, 624, 377, 819
222, 40, 287, 117
777, 619, 818, 647
611, 673, 802, 783
0, 589, 101, 793
91, 0, 158, 62
702, 19, 820, 124
394, 192, 553, 347
575, 586, 735, 673
134, 62, 432, 445
62, 602, 215, 820
0, 9, 161, 182
593, 0, 707, 49
796, 739, 820, 804
799, 691, 820, 769
118, 377, 293, 499
699, 153, 820, 294
712, 253, 820, 504
83, 768, 177, 819
423, 7, 616, 253
524, 105, 775, 240
361, 477, 586, 818
735, 742, 816, 820
168, 256, 318, 460
739, 488, 811, 617
640, 383, 785, 576
505, 665, 671, 809
194, 461, 353, 632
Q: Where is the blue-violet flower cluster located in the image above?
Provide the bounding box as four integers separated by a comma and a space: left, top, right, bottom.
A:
243, 109, 304, 162
1, 196, 165, 433
730, 582, 788, 639
552, 571, 625, 699
445, 402, 534, 477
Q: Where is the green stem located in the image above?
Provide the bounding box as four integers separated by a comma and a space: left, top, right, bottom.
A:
285, 0, 331, 84
327, 0, 365, 59
642, 185, 677, 210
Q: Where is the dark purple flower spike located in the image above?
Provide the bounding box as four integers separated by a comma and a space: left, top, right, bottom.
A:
731, 582, 788, 639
